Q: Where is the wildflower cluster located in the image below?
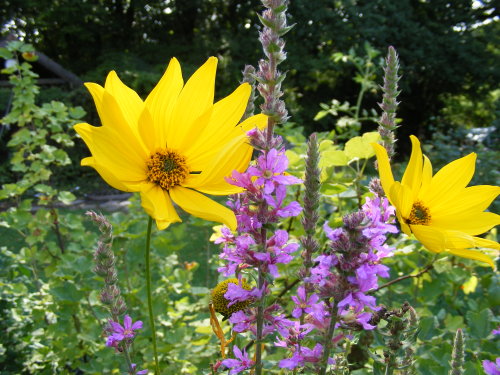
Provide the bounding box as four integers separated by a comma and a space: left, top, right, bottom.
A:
215, 139, 302, 372
276, 189, 397, 372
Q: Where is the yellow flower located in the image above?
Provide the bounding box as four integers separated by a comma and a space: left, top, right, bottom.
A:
75, 57, 267, 230
373, 135, 500, 268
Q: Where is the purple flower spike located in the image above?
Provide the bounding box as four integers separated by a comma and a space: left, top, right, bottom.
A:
221, 345, 255, 374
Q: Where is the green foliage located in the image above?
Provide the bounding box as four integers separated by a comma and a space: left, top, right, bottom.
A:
0, 41, 85, 203
314, 42, 382, 140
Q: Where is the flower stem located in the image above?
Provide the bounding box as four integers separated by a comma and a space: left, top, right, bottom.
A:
319, 302, 338, 375
254, 266, 265, 375
145, 217, 160, 375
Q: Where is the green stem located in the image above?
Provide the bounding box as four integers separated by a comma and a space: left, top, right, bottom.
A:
319, 302, 338, 375
254, 266, 265, 375
122, 342, 135, 374
145, 217, 160, 375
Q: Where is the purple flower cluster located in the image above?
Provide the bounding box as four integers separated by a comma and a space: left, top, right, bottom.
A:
218, 146, 302, 283
216, 142, 303, 372
215, 131, 396, 373
312, 196, 396, 329
276, 195, 397, 371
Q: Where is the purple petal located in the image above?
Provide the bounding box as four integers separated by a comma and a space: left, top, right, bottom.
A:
221, 359, 240, 368
131, 320, 143, 330
123, 315, 132, 329
110, 321, 124, 334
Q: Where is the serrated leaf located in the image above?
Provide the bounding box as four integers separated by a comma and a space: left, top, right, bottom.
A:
466, 308, 492, 339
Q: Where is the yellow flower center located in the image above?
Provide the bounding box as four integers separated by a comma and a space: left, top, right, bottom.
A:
406, 200, 431, 225
146, 149, 190, 190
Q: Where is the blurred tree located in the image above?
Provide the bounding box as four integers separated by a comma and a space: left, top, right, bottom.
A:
1, 0, 498, 146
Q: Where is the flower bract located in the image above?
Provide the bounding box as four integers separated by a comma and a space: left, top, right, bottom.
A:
373, 135, 500, 268
75, 57, 267, 230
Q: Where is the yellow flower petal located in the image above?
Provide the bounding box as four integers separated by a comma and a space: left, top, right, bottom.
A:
422, 152, 476, 206
81, 157, 133, 192
417, 155, 433, 199
431, 185, 500, 217
75, 123, 146, 182
443, 230, 500, 251
410, 224, 446, 253
411, 225, 498, 268
389, 181, 413, 219
140, 185, 181, 230
184, 136, 253, 195
183, 83, 251, 164
170, 186, 237, 230
446, 248, 496, 269
144, 58, 183, 149
239, 113, 269, 132
432, 212, 500, 235
168, 57, 218, 150
372, 142, 395, 204
401, 135, 423, 200
104, 71, 144, 136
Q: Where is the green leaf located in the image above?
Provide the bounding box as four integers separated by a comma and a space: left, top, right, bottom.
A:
58, 191, 76, 204
51, 282, 84, 302
320, 150, 349, 167
444, 314, 464, 331
419, 316, 438, 340
69, 106, 86, 119
344, 131, 381, 160
466, 308, 492, 339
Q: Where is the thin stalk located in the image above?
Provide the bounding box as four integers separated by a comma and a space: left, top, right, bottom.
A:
319, 303, 338, 375
122, 343, 136, 374
254, 265, 266, 375
145, 217, 160, 375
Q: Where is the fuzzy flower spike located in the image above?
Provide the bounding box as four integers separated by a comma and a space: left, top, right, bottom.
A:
75, 57, 267, 230
373, 135, 500, 268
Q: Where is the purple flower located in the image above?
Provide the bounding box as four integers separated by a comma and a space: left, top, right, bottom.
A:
105, 315, 143, 346
221, 346, 255, 374
225, 282, 264, 306
483, 358, 500, 375
279, 343, 334, 370
131, 363, 148, 374
229, 310, 255, 333
248, 148, 302, 194
291, 286, 319, 318
492, 327, 500, 336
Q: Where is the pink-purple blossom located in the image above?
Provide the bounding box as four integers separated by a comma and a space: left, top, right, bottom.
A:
483, 358, 500, 375
221, 346, 255, 374
105, 315, 143, 347
291, 285, 319, 318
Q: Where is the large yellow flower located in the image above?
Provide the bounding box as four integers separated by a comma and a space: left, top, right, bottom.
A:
75, 57, 267, 230
373, 135, 500, 268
